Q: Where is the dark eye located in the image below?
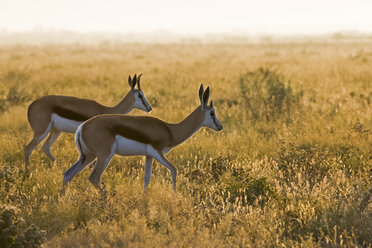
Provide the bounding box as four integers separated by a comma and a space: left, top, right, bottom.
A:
210, 112, 215, 117
138, 94, 143, 98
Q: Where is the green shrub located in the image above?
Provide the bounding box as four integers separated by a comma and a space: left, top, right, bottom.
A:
328, 143, 371, 172
224, 176, 274, 206
0, 85, 32, 114
0, 69, 32, 114
1, 70, 29, 84
0, 205, 45, 248
276, 140, 370, 183
239, 68, 303, 122
275, 140, 343, 186
0, 164, 19, 194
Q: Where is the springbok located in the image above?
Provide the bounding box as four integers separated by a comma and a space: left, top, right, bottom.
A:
25, 74, 152, 171
61, 84, 222, 194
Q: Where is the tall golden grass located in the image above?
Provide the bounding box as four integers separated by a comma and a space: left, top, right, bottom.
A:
0, 41, 371, 247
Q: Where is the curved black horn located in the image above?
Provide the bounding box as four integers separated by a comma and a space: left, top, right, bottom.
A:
128, 75, 132, 87
137, 73, 143, 89
202, 86, 210, 106
199, 84, 204, 104
131, 74, 137, 89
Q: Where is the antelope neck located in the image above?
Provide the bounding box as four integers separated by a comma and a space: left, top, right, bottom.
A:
168, 106, 204, 147
109, 92, 133, 114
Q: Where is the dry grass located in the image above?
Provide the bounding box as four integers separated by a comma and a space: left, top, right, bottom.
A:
0, 41, 371, 247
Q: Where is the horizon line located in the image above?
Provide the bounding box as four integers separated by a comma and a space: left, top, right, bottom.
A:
1, 27, 372, 37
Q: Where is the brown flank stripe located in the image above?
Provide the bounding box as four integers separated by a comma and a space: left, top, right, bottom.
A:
111, 125, 151, 145
110, 121, 174, 151
52, 106, 92, 122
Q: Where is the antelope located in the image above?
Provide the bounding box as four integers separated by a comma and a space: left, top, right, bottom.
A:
61, 84, 222, 194
25, 74, 152, 171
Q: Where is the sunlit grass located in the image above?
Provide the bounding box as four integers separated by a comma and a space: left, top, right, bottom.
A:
0, 41, 371, 247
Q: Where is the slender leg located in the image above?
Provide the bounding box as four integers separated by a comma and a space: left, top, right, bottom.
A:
41, 128, 61, 162
25, 136, 39, 171
143, 156, 154, 194
61, 154, 96, 194
89, 153, 115, 190
153, 153, 177, 191
24, 124, 52, 171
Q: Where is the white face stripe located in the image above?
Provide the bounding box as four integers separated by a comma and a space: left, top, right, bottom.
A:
202, 107, 222, 131
134, 91, 151, 112
51, 114, 82, 133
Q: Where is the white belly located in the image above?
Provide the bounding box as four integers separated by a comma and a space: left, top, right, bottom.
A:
115, 135, 148, 156
51, 114, 82, 133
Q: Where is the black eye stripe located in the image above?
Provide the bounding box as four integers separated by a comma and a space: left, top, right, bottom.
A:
140, 96, 147, 107
212, 115, 219, 127
208, 111, 218, 125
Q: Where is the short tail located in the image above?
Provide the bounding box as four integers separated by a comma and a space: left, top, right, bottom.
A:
75, 125, 86, 161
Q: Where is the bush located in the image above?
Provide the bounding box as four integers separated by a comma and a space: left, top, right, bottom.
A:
0, 69, 32, 114
223, 176, 274, 207
0, 205, 45, 248
2, 70, 29, 84
0, 85, 32, 114
0, 164, 19, 194
276, 140, 370, 185
275, 141, 341, 186
272, 141, 372, 245
239, 68, 303, 122
327, 143, 371, 172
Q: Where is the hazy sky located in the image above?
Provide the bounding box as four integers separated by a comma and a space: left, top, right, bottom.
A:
1, 0, 371, 34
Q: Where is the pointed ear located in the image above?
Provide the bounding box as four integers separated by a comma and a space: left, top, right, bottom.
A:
131, 74, 137, 89
128, 75, 132, 87
210, 100, 213, 108
199, 84, 204, 104
137, 73, 142, 90
202, 87, 210, 106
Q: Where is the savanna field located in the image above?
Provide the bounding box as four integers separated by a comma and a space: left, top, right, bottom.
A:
0, 40, 371, 247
